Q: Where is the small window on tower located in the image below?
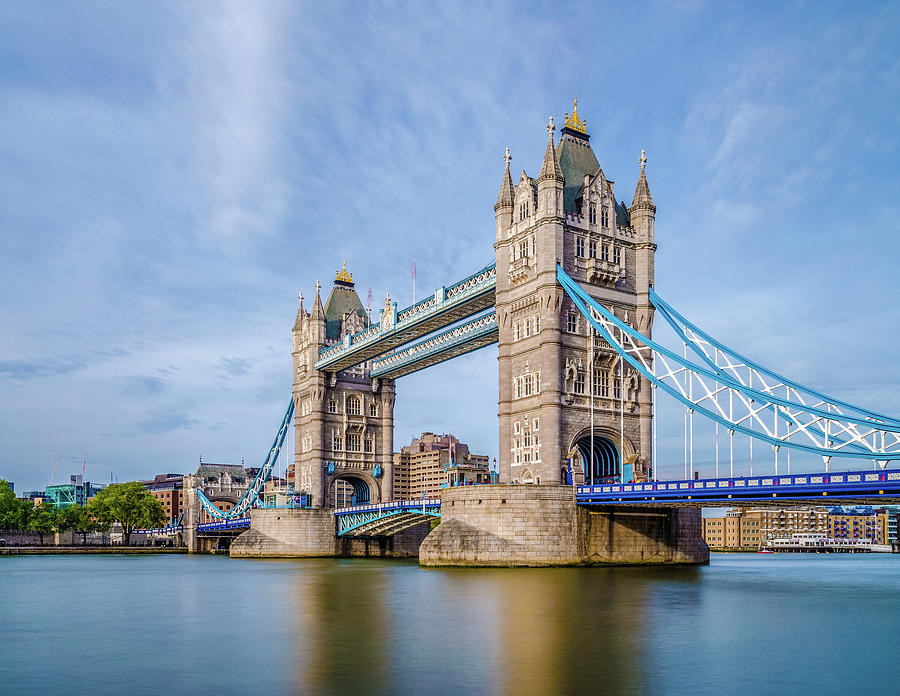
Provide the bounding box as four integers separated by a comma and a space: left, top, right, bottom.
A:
328, 399, 337, 414
576, 236, 585, 257
567, 312, 577, 333
589, 240, 596, 258
519, 201, 528, 221
601, 244, 609, 261
520, 240, 528, 258
369, 402, 378, 417
601, 206, 609, 227
613, 247, 622, 265
574, 371, 585, 394
589, 202, 597, 224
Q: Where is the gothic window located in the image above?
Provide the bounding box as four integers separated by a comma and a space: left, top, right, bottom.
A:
576, 236, 585, 257
531, 237, 536, 257
535, 371, 541, 393
601, 206, 609, 227
369, 401, 378, 417
567, 312, 577, 333
347, 433, 361, 452
346, 395, 361, 416
613, 374, 621, 400
533, 418, 540, 431
524, 431, 532, 448
514, 421, 521, 435
574, 371, 585, 394
523, 320, 531, 338
601, 244, 609, 261
328, 399, 337, 414
600, 370, 610, 397
333, 433, 343, 450
613, 247, 622, 265
533, 316, 540, 334
519, 201, 528, 221
589, 239, 596, 258
520, 240, 528, 258
364, 436, 374, 454
514, 378, 520, 399
589, 202, 597, 224
514, 322, 521, 341
523, 374, 532, 396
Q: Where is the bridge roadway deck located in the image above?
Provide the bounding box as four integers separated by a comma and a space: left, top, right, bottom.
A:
315, 263, 495, 373
576, 468, 900, 507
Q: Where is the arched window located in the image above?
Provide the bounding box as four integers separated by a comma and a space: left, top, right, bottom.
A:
346, 395, 361, 416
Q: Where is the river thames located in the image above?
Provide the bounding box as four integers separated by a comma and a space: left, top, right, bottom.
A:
2, 553, 898, 695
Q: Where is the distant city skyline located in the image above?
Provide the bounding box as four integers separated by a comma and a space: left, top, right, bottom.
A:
3, 2, 900, 490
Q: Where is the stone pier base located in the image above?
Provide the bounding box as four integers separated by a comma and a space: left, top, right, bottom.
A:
229, 508, 430, 559
418, 484, 708, 567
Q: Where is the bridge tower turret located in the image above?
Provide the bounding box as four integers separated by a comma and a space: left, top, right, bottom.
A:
292, 266, 395, 508
495, 102, 654, 486
630, 150, 657, 479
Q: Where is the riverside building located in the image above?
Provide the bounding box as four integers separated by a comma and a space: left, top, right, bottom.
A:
392, 432, 492, 499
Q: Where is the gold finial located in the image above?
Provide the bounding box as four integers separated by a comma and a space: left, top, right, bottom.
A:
385, 292, 391, 311
564, 99, 587, 134
336, 259, 353, 283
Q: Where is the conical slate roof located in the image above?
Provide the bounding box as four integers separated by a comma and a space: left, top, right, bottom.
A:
323, 267, 368, 340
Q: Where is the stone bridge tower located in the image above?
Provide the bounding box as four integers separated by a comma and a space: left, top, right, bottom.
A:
292, 263, 396, 508
494, 102, 656, 486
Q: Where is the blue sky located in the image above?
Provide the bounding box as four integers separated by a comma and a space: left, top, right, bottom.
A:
2, 1, 899, 491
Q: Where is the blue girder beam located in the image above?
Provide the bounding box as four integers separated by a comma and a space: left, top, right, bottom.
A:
370, 311, 498, 379
334, 499, 441, 536
577, 468, 900, 507
315, 264, 496, 373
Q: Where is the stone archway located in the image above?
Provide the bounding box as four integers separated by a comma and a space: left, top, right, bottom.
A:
328, 473, 377, 508
570, 429, 636, 485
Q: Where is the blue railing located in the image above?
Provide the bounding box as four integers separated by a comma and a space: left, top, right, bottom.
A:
576, 468, 900, 505
197, 517, 251, 532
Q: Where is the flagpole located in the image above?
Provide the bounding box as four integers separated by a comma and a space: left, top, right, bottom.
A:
412, 257, 416, 304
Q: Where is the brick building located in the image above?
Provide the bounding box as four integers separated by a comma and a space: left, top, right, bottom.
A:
393, 432, 492, 499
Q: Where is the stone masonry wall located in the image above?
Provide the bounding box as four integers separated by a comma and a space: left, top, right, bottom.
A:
230, 508, 336, 558
419, 484, 708, 567
229, 508, 432, 559
578, 506, 709, 565
420, 485, 581, 566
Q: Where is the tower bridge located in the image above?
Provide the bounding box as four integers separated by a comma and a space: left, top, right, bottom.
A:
181, 101, 900, 565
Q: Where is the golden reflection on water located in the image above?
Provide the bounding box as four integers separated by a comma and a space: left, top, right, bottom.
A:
284, 561, 702, 695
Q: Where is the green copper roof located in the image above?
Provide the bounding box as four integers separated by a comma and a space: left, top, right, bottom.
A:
556, 132, 600, 213
323, 281, 369, 339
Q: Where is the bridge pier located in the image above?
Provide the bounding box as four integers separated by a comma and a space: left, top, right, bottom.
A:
418, 485, 708, 567
228, 508, 430, 558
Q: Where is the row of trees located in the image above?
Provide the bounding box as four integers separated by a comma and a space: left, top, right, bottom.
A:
0, 480, 167, 545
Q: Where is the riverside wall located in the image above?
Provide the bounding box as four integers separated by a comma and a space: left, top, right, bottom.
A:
418, 484, 709, 567
228, 508, 430, 559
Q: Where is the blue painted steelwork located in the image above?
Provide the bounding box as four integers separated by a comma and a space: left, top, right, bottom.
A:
576, 468, 900, 506
557, 265, 900, 461
135, 523, 184, 534
315, 263, 496, 372
197, 517, 251, 533
649, 287, 900, 426
196, 398, 295, 519
370, 311, 498, 378
334, 498, 441, 536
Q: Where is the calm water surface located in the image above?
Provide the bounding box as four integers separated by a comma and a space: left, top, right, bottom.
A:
1, 553, 898, 695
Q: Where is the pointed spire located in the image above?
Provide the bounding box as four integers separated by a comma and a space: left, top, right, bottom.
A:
293, 290, 307, 331
495, 147, 514, 210
632, 149, 655, 211
310, 280, 325, 321
539, 116, 563, 182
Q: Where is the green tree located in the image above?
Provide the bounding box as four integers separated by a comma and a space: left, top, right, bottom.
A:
27, 501, 60, 545
61, 504, 104, 545
88, 482, 166, 546
0, 480, 31, 531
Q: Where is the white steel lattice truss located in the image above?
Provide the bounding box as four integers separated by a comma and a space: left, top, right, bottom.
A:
557, 266, 900, 465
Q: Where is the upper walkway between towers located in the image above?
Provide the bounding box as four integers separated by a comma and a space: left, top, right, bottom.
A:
314, 263, 496, 373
